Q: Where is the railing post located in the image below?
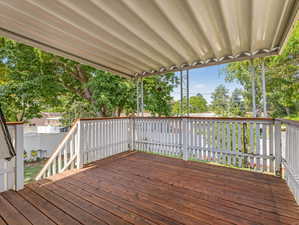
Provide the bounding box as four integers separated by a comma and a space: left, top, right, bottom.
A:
128, 117, 134, 150
15, 124, 24, 191
77, 120, 84, 169
275, 120, 282, 177
182, 118, 189, 160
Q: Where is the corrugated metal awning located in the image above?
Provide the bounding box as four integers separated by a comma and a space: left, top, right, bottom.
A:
0, 0, 298, 78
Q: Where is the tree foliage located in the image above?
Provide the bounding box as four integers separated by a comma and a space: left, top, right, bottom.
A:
229, 88, 245, 116
210, 85, 230, 116
172, 93, 208, 115
223, 22, 299, 117
0, 38, 64, 121
0, 37, 178, 123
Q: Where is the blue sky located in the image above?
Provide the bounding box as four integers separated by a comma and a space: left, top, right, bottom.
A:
171, 64, 242, 103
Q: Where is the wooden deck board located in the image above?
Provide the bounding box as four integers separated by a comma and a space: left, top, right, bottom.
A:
1, 190, 56, 225
0, 151, 299, 225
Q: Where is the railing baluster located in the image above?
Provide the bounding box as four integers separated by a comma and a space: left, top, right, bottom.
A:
63, 144, 67, 169
237, 122, 242, 167
269, 124, 274, 173
217, 121, 221, 162
232, 122, 236, 166
226, 122, 231, 165
249, 122, 254, 168
256, 123, 261, 171
262, 124, 267, 172
58, 147, 62, 172
274, 120, 282, 176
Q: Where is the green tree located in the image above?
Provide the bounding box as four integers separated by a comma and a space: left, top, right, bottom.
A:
210, 85, 230, 116
189, 94, 208, 113
172, 93, 208, 115
0, 37, 178, 123
229, 88, 245, 116
143, 74, 179, 116
224, 21, 299, 117
0, 38, 64, 121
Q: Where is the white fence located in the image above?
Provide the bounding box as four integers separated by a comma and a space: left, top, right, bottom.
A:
35, 116, 299, 204
80, 118, 130, 164
24, 132, 66, 160
0, 123, 23, 192
38, 117, 280, 179
279, 119, 299, 204
36, 118, 131, 180
134, 117, 280, 174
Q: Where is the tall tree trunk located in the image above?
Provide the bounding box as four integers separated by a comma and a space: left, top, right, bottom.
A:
286, 107, 290, 116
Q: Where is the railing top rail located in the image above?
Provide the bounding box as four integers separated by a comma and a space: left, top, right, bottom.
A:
276, 118, 299, 127
73, 116, 275, 122
133, 116, 275, 121
77, 116, 131, 122
5, 122, 24, 125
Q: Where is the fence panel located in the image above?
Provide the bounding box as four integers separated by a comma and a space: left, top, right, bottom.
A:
280, 119, 299, 204
134, 118, 182, 158
81, 118, 130, 164
134, 117, 277, 173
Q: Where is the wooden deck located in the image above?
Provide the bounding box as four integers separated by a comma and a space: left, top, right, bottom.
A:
0, 151, 299, 225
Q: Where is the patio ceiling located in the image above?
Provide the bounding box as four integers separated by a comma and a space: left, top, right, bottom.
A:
0, 0, 298, 78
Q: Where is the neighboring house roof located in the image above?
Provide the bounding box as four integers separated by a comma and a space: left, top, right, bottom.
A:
27, 112, 62, 127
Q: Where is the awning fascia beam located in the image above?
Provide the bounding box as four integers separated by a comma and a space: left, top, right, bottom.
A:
137, 50, 278, 78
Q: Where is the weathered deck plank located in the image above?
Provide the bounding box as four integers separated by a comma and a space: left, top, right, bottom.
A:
0, 151, 298, 225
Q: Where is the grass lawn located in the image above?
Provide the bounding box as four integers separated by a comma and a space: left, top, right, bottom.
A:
24, 160, 47, 184
283, 113, 299, 121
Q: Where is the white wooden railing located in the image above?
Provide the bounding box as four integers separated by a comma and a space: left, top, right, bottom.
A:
36, 117, 131, 180
36, 116, 299, 204
134, 117, 280, 174
0, 122, 23, 192
38, 117, 281, 180
279, 119, 299, 204
79, 118, 131, 164
36, 121, 80, 180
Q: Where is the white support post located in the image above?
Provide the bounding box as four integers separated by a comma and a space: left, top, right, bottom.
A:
136, 77, 144, 116
182, 118, 189, 160
186, 69, 190, 116
77, 121, 84, 169
141, 78, 144, 117
15, 124, 24, 191
180, 71, 183, 116
250, 60, 257, 118
179, 70, 190, 116
275, 120, 282, 177
261, 60, 268, 117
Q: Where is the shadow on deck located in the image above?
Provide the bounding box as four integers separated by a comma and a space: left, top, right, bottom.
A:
0, 151, 299, 225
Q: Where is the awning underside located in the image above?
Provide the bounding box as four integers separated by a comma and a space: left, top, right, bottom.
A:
0, 0, 298, 78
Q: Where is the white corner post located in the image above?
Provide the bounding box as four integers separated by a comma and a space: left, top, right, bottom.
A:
274, 120, 282, 177
128, 117, 135, 151
261, 60, 268, 117
180, 69, 190, 160
136, 77, 144, 117
180, 70, 183, 115
76, 120, 84, 169
186, 69, 190, 116
250, 60, 257, 118
15, 124, 24, 191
